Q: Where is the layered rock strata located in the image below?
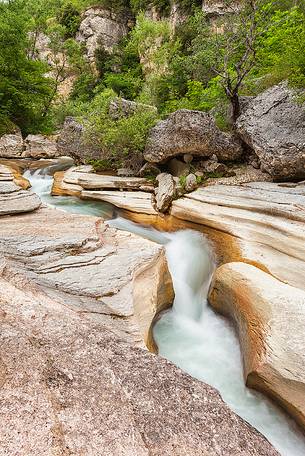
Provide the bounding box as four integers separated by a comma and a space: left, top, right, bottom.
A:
209, 262, 305, 430
0, 165, 41, 215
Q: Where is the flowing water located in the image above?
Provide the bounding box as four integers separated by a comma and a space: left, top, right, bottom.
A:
25, 164, 305, 456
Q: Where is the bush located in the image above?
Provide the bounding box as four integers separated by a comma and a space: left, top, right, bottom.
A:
82, 90, 159, 171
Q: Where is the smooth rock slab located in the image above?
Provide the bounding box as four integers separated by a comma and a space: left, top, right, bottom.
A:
171, 182, 305, 290
63, 167, 154, 191
0, 206, 168, 345
209, 262, 305, 430
0, 258, 279, 456
82, 190, 158, 215
0, 165, 41, 215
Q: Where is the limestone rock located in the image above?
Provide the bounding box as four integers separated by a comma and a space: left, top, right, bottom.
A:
0, 165, 40, 215
76, 7, 130, 62
23, 134, 58, 159
171, 181, 305, 290
202, 0, 242, 16
185, 173, 197, 192
209, 262, 305, 430
236, 82, 305, 180
0, 206, 170, 345
57, 117, 100, 163
144, 109, 243, 163
0, 255, 278, 455
0, 130, 23, 158
109, 97, 157, 120
62, 166, 154, 191
155, 173, 176, 213
82, 190, 157, 215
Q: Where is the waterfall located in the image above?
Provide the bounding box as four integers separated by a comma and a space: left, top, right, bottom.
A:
26, 165, 305, 456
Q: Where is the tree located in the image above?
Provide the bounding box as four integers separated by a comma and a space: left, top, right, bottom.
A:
0, 0, 53, 134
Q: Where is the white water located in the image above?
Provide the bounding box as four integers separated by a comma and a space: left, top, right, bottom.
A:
26, 166, 305, 456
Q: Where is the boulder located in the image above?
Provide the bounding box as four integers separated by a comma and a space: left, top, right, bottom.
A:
170, 181, 305, 291
76, 7, 130, 62
185, 173, 197, 192
155, 173, 176, 213
57, 117, 100, 163
109, 97, 157, 120
209, 262, 305, 430
22, 134, 58, 159
0, 130, 23, 158
144, 109, 243, 163
0, 165, 41, 215
167, 157, 190, 177
236, 82, 305, 180
0, 254, 279, 455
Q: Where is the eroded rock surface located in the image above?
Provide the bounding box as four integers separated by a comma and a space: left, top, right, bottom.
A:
0, 206, 169, 345
57, 117, 101, 163
171, 181, 305, 290
0, 165, 41, 215
209, 262, 305, 430
0, 268, 278, 456
237, 83, 305, 180
0, 130, 23, 158
76, 7, 130, 62
155, 173, 176, 213
23, 134, 59, 159
144, 109, 243, 163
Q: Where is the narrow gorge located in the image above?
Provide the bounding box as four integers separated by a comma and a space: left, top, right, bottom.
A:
0, 0, 305, 455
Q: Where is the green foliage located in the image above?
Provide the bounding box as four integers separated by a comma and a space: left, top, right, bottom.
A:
80, 89, 159, 171
0, 0, 54, 134
57, 2, 81, 38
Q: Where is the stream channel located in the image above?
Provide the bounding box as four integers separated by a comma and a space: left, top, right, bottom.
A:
24, 163, 305, 456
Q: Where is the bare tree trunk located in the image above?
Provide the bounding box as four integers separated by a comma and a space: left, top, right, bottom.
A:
230, 92, 241, 123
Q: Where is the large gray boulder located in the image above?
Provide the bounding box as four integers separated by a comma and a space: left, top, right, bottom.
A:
144, 109, 243, 164
0, 129, 23, 158
57, 117, 100, 164
236, 83, 305, 180
76, 7, 130, 63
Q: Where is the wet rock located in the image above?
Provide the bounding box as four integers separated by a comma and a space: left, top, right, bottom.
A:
185, 173, 197, 192
155, 173, 176, 213
209, 262, 305, 431
0, 130, 23, 158
76, 7, 130, 63
0, 253, 279, 456
236, 82, 305, 180
23, 134, 58, 159
144, 109, 243, 163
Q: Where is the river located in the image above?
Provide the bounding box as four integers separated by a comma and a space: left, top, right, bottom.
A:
24, 164, 305, 456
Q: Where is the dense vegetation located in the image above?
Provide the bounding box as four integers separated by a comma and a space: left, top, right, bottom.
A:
0, 0, 304, 166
